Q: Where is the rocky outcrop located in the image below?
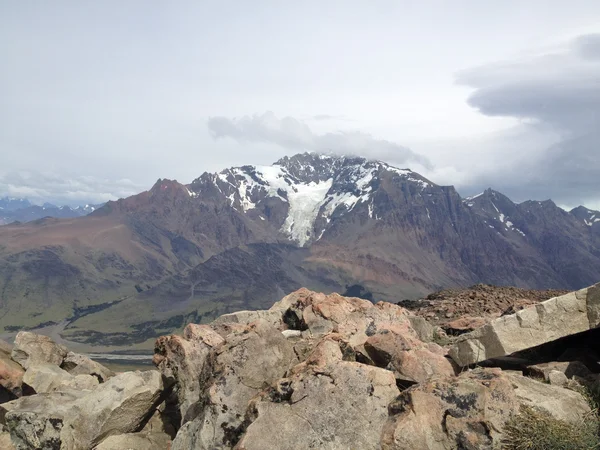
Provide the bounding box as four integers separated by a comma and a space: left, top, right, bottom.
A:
2, 371, 169, 449
449, 283, 600, 366
2, 285, 600, 449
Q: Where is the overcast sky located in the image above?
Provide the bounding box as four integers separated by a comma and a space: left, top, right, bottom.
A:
1, 1, 599, 209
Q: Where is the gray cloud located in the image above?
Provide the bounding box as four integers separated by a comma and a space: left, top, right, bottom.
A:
0, 171, 144, 206
208, 112, 433, 170
456, 33, 600, 209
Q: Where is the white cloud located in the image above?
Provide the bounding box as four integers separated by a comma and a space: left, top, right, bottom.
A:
208, 112, 433, 170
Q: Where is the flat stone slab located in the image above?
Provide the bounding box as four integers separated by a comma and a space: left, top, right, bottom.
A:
449, 283, 600, 366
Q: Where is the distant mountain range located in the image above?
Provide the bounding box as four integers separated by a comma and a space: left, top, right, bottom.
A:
0, 197, 102, 225
0, 152, 598, 349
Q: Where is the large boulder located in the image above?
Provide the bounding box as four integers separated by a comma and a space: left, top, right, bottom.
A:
449, 283, 600, 366
22, 364, 98, 394
381, 368, 520, 450
171, 319, 297, 449
3, 371, 169, 450
11, 332, 68, 370
2, 390, 87, 450
61, 352, 114, 383
237, 338, 400, 450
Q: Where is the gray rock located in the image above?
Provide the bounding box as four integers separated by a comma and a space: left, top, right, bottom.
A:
449, 284, 600, 366
2, 390, 87, 450
61, 352, 115, 383
548, 370, 569, 386
11, 332, 68, 370
237, 338, 400, 450
62, 370, 168, 449
23, 364, 98, 394
506, 372, 591, 423
172, 319, 297, 449
4, 371, 168, 450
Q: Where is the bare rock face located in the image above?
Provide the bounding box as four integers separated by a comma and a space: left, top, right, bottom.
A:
11, 332, 68, 370
449, 283, 600, 366
153, 326, 218, 423
237, 338, 400, 450
171, 319, 297, 449
22, 364, 98, 394
381, 368, 519, 450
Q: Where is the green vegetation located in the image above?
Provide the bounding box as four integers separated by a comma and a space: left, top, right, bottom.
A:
502, 405, 600, 450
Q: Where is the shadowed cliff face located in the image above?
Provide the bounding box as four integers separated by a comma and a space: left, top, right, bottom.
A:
0, 152, 599, 343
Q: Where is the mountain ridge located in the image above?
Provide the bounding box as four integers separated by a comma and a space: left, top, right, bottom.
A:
1, 152, 599, 348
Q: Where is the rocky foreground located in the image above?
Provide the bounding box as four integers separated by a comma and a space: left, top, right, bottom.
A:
0, 283, 599, 449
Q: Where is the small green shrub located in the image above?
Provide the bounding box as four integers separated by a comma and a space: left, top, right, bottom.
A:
502, 405, 600, 450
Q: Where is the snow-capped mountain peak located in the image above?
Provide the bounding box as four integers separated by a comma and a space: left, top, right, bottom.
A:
190, 153, 435, 246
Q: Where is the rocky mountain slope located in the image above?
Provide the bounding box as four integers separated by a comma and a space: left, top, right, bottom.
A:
1, 284, 599, 449
0, 152, 599, 346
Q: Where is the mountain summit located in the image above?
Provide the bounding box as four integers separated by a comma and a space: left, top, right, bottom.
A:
0, 152, 599, 347
189, 152, 432, 245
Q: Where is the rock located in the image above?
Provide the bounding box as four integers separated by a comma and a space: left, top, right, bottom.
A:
0, 431, 14, 450
548, 370, 568, 386
444, 316, 488, 334
381, 368, 520, 450
449, 284, 600, 366
506, 372, 591, 423
364, 330, 454, 384
61, 370, 169, 449
2, 390, 87, 450
237, 338, 400, 450
153, 331, 215, 423
525, 360, 591, 381
172, 319, 297, 449
11, 332, 68, 370
4, 371, 168, 449
210, 309, 282, 328
0, 346, 24, 400
22, 364, 99, 394
94, 431, 172, 450
281, 329, 302, 338
61, 352, 115, 382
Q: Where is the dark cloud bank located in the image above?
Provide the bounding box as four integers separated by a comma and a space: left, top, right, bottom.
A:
456, 33, 600, 208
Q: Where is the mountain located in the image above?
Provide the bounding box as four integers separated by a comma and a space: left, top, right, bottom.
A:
0, 197, 32, 212
0, 152, 599, 349
0, 199, 103, 225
